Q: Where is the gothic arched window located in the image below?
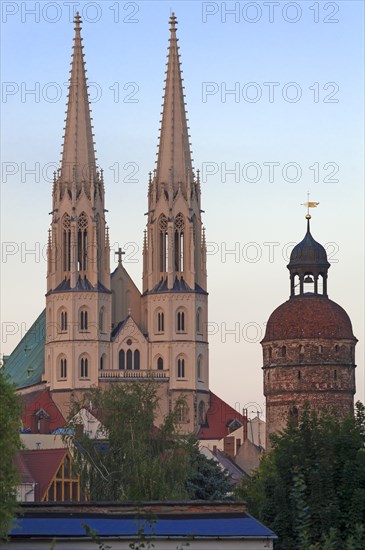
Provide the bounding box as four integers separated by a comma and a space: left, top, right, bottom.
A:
60, 310, 68, 332
80, 310, 88, 331
177, 357, 185, 379
177, 309, 186, 333
99, 308, 104, 333
62, 214, 71, 272
119, 349, 125, 370
80, 357, 89, 378
159, 214, 168, 272
77, 212, 88, 271
126, 349, 132, 370
59, 356, 67, 379
177, 403, 188, 423
134, 350, 140, 370
196, 308, 202, 334
281, 345, 287, 358
99, 353, 106, 370
157, 357, 164, 371
156, 310, 165, 333
197, 355, 203, 380
174, 213, 185, 272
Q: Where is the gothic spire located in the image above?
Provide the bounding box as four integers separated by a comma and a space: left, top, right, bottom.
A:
155, 13, 193, 188
60, 13, 96, 183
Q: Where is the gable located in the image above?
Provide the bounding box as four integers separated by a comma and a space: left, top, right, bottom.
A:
20, 387, 66, 433
112, 315, 147, 345
198, 392, 246, 440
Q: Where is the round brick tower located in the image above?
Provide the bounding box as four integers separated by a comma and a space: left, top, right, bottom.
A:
262, 215, 357, 448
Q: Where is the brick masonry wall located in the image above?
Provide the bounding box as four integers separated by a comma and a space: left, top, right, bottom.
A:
262, 339, 356, 448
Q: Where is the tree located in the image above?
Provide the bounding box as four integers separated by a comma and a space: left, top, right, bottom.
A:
237, 403, 365, 550
0, 373, 21, 539
186, 443, 233, 500
66, 382, 232, 502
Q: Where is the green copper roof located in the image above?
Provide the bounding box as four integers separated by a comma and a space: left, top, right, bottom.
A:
1, 310, 45, 390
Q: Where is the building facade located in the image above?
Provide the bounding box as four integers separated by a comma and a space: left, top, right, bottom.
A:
40, 13, 210, 431
262, 215, 357, 447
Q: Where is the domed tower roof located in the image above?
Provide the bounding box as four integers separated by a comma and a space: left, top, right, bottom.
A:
288, 217, 330, 273
262, 295, 356, 342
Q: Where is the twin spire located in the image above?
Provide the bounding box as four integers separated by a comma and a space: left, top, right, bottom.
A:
60, 12, 193, 193
60, 13, 97, 184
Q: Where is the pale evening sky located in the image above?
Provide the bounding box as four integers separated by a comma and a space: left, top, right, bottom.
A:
1, 0, 364, 415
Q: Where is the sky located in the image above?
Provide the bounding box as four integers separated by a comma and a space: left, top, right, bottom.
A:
1, 0, 364, 417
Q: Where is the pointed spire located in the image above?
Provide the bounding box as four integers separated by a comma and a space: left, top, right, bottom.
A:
60, 13, 96, 184
155, 13, 193, 189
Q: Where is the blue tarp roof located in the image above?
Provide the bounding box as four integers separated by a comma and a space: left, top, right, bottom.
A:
10, 514, 276, 539
1, 310, 45, 390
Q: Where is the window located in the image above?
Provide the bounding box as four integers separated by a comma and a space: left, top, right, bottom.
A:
62, 214, 71, 272
157, 357, 164, 370
198, 401, 206, 424
319, 345, 323, 353
297, 370, 301, 380
281, 345, 287, 358
159, 215, 168, 272
120, 349, 141, 370
197, 355, 203, 380
177, 310, 185, 332
43, 453, 80, 503
177, 403, 188, 423
99, 355, 104, 371
80, 357, 89, 378
157, 311, 164, 333
174, 213, 185, 272
196, 308, 202, 334
127, 349, 132, 370
99, 308, 104, 333
60, 358, 67, 379
299, 345, 304, 355
334, 370, 337, 380
134, 350, 140, 370
80, 310, 88, 331
289, 406, 299, 427
77, 212, 88, 271
60, 311, 67, 332
177, 357, 185, 379
335, 345, 339, 353
119, 350, 125, 370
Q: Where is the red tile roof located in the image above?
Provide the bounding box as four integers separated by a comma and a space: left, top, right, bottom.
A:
262, 295, 356, 342
198, 392, 246, 440
19, 449, 67, 501
20, 387, 66, 433
15, 452, 36, 485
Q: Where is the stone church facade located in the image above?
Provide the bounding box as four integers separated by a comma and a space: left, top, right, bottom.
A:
42, 13, 209, 431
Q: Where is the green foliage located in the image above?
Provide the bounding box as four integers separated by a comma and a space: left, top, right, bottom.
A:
66, 382, 232, 503
0, 373, 21, 539
186, 444, 233, 500
237, 402, 365, 550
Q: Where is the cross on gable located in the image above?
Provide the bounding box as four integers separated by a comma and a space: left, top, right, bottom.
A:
115, 247, 125, 265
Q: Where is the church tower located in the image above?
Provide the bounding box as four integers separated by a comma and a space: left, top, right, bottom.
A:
45, 14, 111, 391
262, 213, 357, 448
141, 14, 209, 430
